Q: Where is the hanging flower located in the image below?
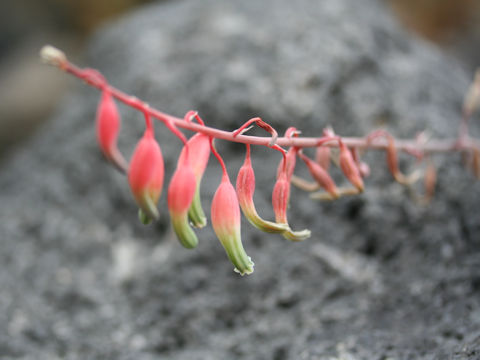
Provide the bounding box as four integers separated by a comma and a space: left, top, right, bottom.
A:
178, 133, 210, 228
95, 90, 128, 172
128, 127, 164, 223
272, 160, 311, 241
236, 145, 288, 233
168, 148, 198, 248
299, 152, 339, 199
212, 173, 254, 276
339, 143, 364, 192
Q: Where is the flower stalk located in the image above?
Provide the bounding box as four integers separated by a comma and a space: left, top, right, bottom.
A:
40, 45, 480, 275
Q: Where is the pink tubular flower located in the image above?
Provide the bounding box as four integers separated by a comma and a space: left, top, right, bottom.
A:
178, 133, 210, 228
299, 152, 339, 199
339, 143, 364, 192
272, 170, 290, 225
95, 90, 128, 172
212, 174, 254, 275
128, 127, 164, 222
272, 162, 311, 241
236, 145, 288, 233
168, 148, 198, 249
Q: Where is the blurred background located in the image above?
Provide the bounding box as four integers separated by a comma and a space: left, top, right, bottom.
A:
1, 0, 480, 160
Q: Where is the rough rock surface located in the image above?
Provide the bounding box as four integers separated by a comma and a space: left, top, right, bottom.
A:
1, 0, 479, 359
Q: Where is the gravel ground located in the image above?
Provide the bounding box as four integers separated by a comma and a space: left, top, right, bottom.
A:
0, 0, 479, 359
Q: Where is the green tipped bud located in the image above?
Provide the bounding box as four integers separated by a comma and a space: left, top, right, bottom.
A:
171, 213, 198, 249
168, 150, 198, 249
178, 133, 211, 228
212, 175, 254, 276
188, 184, 207, 228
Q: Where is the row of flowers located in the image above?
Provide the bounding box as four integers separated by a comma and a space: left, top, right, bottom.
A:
96, 89, 371, 275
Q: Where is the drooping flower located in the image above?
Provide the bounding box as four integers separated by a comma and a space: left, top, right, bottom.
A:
95, 90, 128, 172
339, 143, 364, 192
272, 170, 290, 225
236, 145, 288, 233
178, 133, 210, 228
212, 173, 254, 275
299, 152, 339, 199
168, 148, 198, 249
128, 127, 164, 222
272, 159, 311, 242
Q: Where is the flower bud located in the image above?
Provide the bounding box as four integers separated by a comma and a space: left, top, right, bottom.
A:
236, 146, 288, 233
178, 133, 210, 228
339, 143, 364, 192
168, 150, 198, 249
128, 128, 164, 222
315, 145, 331, 171
96, 90, 128, 172
299, 153, 339, 199
212, 175, 254, 275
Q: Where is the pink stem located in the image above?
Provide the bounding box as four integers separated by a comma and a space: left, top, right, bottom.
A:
210, 137, 229, 182
61, 60, 479, 154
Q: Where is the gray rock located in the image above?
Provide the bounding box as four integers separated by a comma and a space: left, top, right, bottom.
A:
0, 0, 479, 359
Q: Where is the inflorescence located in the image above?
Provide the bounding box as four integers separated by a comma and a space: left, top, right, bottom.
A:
41, 45, 480, 275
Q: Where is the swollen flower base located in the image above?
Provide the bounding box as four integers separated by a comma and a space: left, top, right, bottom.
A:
41, 45, 480, 276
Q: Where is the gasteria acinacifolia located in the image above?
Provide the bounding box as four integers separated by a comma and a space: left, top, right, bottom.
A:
41, 45, 480, 275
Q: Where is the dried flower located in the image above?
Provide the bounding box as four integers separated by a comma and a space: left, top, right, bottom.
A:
128, 127, 164, 222
96, 90, 128, 172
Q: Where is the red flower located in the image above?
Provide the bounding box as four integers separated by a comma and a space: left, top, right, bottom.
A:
272, 162, 311, 241
299, 152, 339, 199
236, 145, 288, 233
178, 133, 210, 228
339, 143, 364, 192
128, 128, 164, 222
212, 174, 254, 275
168, 148, 198, 248
95, 90, 127, 172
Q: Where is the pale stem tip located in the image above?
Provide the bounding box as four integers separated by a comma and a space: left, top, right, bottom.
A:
40, 45, 67, 67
